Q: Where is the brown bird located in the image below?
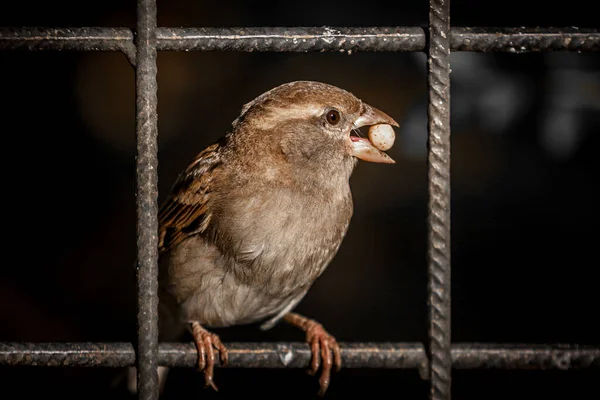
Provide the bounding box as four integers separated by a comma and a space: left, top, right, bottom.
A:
157, 80, 398, 395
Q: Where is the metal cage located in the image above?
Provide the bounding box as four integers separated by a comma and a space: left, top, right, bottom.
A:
1, 1, 599, 399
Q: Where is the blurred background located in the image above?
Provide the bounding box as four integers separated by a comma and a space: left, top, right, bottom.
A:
1, 1, 598, 399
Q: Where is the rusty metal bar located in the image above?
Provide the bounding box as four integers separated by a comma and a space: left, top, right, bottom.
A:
156, 27, 600, 52
1, 343, 598, 370
135, 0, 159, 399
450, 27, 600, 52
0, 27, 136, 64
156, 27, 425, 52
451, 344, 600, 370
427, 0, 452, 400
1, 27, 599, 54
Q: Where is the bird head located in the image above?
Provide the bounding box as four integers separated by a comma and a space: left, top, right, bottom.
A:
225, 81, 398, 184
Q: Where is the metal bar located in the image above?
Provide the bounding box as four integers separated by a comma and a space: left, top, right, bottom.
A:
1, 27, 599, 53
0, 27, 136, 64
451, 344, 600, 370
427, 0, 452, 400
155, 27, 425, 52
135, 0, 159, 399
451, 27, 600, 52
1, 343, 598, 370
156, 27, 600, 53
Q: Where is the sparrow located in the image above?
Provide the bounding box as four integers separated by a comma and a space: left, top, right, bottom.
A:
157, 80, 398, 395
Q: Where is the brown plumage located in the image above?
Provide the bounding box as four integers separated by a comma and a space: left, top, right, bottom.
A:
157, 81, 398, 395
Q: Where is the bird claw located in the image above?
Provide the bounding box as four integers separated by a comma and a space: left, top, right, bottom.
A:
191, 322, 229, 392
304, 320, 342, 396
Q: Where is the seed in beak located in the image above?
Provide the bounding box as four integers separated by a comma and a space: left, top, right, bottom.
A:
368, 124, 396, 151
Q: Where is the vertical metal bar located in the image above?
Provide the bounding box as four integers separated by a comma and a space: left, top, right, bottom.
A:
135, 0, 159, 399
427, 0, 452, 399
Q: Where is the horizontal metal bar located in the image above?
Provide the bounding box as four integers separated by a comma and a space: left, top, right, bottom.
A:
0, 342, 424, 369
157, 27, 600, 53
156, 27, 425, 52
0, 27, 136, 64
1, 343, 598, 370
452, 344, 600, 370
451, 27, 600, 53
1, 27, 598, 54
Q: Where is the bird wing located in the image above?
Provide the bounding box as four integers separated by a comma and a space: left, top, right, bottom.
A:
158, 141, 223, 255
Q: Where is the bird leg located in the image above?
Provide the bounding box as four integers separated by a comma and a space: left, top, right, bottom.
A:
283, 312, 341, 396
190, 321, 229, 391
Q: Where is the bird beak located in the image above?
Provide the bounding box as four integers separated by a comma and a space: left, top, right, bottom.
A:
350, 104, 398, 164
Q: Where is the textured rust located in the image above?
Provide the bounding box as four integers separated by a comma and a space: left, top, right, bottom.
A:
156, 27, 425, 52
1, 343, 598, 370
427, 0, 452, 399
451, 27, 600, 52
0, 27, 136, 64
135, 0, 159, 398
1, 27, 599, 57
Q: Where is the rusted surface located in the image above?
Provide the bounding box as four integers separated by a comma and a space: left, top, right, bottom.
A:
427, 0, 452, 399
1, 343, 598, 370
0, 27, 136, 64
1, 27, 598, 56
0, 343, 136, 367
156, 27, 426, 52
452, 27, 600, 52
452, 344, 600, 369
156, 27, 600, 52
0, 342, 425, 368
161, 342, 427, 369
135, 0, 159, 398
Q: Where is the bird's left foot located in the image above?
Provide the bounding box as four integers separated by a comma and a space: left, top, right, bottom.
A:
284, 312, 341, 396
190, 321, 229, 391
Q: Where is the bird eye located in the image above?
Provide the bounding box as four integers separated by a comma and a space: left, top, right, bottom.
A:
326, 109, 341, 125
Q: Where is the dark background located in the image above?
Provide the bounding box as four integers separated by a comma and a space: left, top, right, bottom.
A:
1, 1, 598, 399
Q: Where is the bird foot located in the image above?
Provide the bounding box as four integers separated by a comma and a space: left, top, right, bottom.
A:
190, 322, 229, 391
284, 313, 341, 396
